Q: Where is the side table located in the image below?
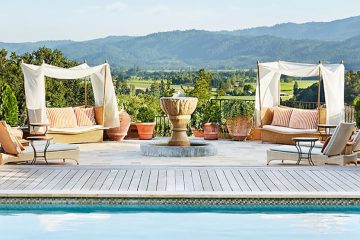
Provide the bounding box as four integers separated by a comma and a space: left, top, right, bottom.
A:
27, 136, 53, 164
292, 137, 319, 166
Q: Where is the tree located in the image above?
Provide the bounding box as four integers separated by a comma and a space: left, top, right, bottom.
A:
344, 71, 360, 104
182, 69, 212, 108
293, 81, 299, 96
0, 83, 19, 126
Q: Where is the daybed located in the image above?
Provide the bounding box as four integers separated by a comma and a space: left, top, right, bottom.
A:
267, 122, 356, 166
260, 106, 326, 145
44, 106, 105, 144
0, 121, 79, 165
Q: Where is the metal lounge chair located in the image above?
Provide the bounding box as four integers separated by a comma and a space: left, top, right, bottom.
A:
267, 122, 355, 166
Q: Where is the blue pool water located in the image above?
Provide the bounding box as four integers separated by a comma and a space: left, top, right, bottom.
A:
1, 205, 360, 240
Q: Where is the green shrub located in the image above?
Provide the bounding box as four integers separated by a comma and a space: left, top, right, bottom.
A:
136, 106, 156, 123
354, 96, 360, 128
0, 83, 19, 126
202, 101, 223, 124
223, 100, 254, 119
191, 109, 204, 130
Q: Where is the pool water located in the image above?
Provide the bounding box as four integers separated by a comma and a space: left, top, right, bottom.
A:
1, 205, 360, 240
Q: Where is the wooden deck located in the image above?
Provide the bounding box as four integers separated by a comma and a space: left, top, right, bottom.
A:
1, 165, 360, 198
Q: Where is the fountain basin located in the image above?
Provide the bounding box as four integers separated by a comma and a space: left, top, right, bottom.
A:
140, 141, 217, 157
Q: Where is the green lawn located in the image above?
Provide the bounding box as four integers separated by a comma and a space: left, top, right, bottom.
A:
128, 79, 316, 100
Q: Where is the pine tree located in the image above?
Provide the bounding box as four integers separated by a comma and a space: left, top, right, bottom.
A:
0, 83, 19, 126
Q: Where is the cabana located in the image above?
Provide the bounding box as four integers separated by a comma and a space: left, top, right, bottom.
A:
21, 62, 119, 143
255, 61, 345, 144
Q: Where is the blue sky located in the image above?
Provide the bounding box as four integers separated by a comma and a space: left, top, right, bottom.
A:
1, 0, 359, 42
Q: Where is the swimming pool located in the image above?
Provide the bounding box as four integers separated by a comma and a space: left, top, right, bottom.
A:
1, 204, 360, 240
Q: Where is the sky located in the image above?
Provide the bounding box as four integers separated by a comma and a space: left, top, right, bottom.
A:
0, 0, 359, 42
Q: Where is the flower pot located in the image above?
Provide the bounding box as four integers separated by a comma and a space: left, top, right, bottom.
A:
203, 123, 220, 140
106, 110, 131, 141
226, 116, 253, 141
135, 122, 156, 140
191, 128, 204, 138
126, 123, 139, 139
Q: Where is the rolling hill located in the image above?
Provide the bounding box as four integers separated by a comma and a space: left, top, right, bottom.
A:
1, 16, 360, 69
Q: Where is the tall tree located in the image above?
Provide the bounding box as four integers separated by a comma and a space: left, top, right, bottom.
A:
0, 83, 19, 126
182, 69, 212, 108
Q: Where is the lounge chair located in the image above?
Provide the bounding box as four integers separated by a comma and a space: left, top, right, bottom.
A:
267, 122, 355, 166
0, 121, 79, 165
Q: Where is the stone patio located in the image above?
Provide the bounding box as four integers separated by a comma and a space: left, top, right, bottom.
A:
77, 138, 276, 166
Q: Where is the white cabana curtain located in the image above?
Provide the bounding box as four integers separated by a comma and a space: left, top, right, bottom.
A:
255, 61, 345, 125
21, 62, 119, 128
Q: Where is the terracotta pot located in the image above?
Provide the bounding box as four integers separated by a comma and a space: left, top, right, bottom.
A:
126, 123, 139, 139
226, 116, 253, 141
203, 123, 220, 140
191, 128, 204, 138
136, 122, 156, 140
106, 110, 132, 141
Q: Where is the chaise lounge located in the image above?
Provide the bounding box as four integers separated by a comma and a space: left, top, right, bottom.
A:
0, 121, 80, 165
267, 122, 355, 166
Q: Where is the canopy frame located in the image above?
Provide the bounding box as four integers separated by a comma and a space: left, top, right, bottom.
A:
255, 60, 345, 126
21, 61, 119, 128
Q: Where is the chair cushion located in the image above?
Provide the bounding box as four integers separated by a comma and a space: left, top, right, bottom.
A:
321, 137, 331, 153
74, 107, 96, 126
323, 123, 354, 157
288, 109, 318, 129
270, 145, 323, 155
0, 121, 22, 156
352, 131, 360, 152
47, 107, 78, 128
271, 107, 293, 127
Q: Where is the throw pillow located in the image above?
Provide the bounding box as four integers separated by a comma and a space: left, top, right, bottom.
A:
288, 109, 318, 129
271, 107, 293, 127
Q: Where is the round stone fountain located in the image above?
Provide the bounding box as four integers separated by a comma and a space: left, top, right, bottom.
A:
140, 95, 217, 157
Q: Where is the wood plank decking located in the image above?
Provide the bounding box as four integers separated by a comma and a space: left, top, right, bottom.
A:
0, 165, 360, 198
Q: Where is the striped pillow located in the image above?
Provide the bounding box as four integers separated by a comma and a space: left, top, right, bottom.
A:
288, 109, 318, 129
46, 107, 78, 128
271, 107, 293, 127
74, 107, 97, 126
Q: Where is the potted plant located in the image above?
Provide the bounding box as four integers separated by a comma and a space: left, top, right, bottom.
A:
106, 108, 132, 141
224, 100, 255, 141
202, 101, 223, 140
190, 109, 204, 137
135, 106, 156, 140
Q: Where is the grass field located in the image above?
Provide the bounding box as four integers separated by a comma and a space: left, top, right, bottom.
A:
128, 78, 316, 100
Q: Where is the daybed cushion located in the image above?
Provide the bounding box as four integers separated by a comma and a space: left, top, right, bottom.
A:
74, 107, 96, 126
288, 109, 318, 129
0, 121, 22, 156
263, 125, 318, 134
47, 107, 78, 128
271, 107, 293, 127
48, 125, 103, 134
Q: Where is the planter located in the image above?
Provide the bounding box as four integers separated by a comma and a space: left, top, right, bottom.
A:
106, 110, 131, 141
203, 123, 220, 140
136, 122, 156, 140
226, 116, 253, 141
126, 123, 139, 139
191, 128, 204, 138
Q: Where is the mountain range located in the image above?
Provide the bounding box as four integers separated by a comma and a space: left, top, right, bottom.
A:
1, 16, 360, 69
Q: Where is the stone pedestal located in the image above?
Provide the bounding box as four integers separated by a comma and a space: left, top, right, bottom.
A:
160, 97, 198, 146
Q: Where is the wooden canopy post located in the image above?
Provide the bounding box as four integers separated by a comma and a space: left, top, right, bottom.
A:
83, 59, 87, 107
102, 59, 108, 126
317, 60, 322, 109
256, 61, 262, 126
